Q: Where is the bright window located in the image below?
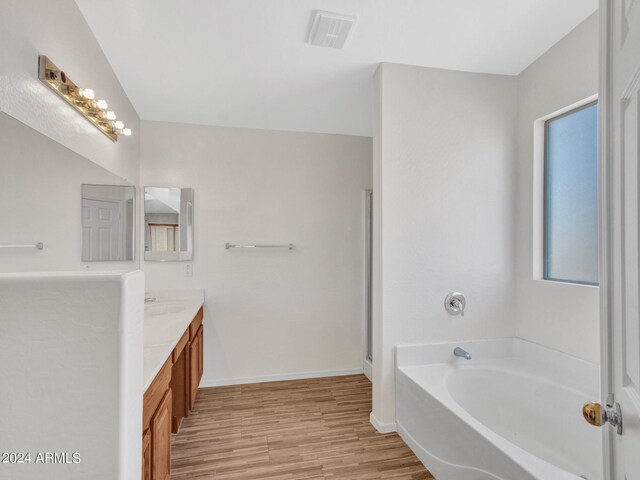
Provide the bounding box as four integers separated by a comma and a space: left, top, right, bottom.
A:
543, 101, 598, 285
149, 224, 179, 252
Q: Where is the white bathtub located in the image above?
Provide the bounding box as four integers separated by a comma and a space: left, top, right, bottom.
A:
395, 338, 602, 480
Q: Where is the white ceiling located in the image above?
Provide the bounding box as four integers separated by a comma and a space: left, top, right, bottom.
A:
145, 187, 180, 214
75, 0, 598, 137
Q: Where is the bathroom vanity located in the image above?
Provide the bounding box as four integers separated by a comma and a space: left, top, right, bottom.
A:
142, 291, 204, 480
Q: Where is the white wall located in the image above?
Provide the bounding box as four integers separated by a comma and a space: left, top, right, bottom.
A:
373, 63, 518, 426
0, 0, 139, 184
515, 12, 600, 363
0, 271, 144, 480
140, 121, 372, 385
0, 113, 137, 273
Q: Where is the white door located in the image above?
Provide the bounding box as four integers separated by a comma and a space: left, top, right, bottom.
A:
82, 198, 122, 261
600, 0, 640, 478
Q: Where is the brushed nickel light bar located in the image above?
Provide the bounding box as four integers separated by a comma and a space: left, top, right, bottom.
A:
37, 55, 131, 142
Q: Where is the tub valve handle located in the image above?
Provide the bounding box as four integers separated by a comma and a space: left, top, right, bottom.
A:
445, 292, 466, 317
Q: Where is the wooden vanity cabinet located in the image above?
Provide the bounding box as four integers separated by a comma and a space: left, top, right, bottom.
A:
197, 325, 204, 381
143, 307, 204, 480
142, 357, 172, 480
189, 330, 200, 410
151, 389, 172, 480
170, 330, 191, 433
142, 429, 151, 480
188, 308, 204, 411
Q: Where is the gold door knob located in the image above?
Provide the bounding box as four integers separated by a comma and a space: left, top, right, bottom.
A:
583, 402, 603, 427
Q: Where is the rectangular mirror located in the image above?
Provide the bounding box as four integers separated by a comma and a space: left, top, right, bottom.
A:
81, 184, 136, 262
144, 187, 194, 261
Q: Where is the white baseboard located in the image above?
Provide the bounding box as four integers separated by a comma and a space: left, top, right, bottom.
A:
199, 367, 364, 388
370, 412, 397, 433
363, 359, 372, 381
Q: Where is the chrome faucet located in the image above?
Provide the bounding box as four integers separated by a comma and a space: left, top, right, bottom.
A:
454, 347, 471, 360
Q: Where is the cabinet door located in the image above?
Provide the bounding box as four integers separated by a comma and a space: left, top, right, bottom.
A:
197, 325, 204, 382
170, 345, 191, 432
189, 333, 199, 410
151, 389, 172, 480
142, 429, 151, 480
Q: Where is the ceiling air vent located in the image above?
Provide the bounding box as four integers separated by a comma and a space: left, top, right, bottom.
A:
307, 10, 358, 49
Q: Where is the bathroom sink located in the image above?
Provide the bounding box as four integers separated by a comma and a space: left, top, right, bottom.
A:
145, 302, 189, 316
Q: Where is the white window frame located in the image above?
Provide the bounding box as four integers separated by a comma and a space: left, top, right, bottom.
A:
532, 94, 599, 287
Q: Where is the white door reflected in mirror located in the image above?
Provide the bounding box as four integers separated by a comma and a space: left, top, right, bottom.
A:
81, 184, 135, 262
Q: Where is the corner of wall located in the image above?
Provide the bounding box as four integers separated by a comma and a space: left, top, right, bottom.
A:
513, 11, 600, 364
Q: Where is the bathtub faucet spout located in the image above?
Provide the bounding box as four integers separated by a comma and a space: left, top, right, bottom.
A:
453, 347, 471, 360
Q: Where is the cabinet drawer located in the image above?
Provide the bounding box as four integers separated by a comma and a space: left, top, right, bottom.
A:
143, 356, 172, 429
189, 307, 203, 340
172, 329, 189, 363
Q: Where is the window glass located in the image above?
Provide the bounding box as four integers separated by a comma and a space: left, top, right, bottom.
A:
149, 224, 180, 252
544, 102, 598, 285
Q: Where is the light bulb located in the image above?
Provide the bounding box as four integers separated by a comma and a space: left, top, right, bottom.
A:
122, 128, 132, 136
114, 120, 124, 130
80, 88, 95, 100
105, 111, 116, 120
96, 99, 108, 110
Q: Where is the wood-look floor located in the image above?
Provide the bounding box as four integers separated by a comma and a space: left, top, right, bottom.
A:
171, 374, 434, 479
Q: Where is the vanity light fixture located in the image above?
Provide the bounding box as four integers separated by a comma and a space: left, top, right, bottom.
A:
95, 99, 109, 110
80, 88, 94, 99
38, 55, 132, 141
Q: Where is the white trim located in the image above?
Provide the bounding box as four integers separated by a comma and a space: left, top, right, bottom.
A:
199, 367, 364, 388
532, 93, 599, 284
369, 412, 396, 433
598, 1, 613, 479
363, 359, 372, 381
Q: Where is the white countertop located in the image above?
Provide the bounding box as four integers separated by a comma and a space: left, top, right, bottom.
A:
143, 289, 204, 391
